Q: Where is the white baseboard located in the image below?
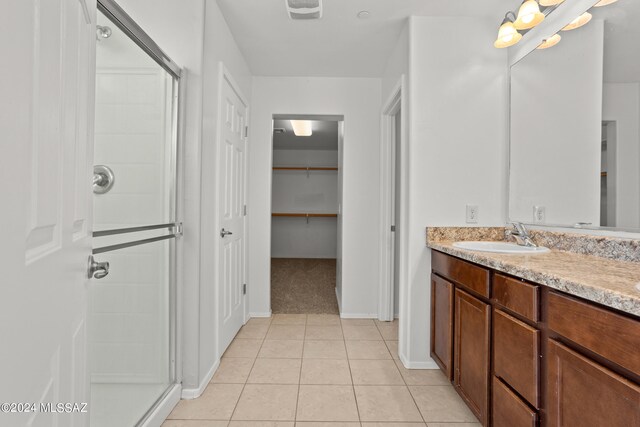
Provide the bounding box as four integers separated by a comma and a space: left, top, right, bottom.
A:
249, 311, 272, 318
140, 383, 181, 427
340, 312, 378, 319
181, 359, 219, 399
398, 353, 440, 370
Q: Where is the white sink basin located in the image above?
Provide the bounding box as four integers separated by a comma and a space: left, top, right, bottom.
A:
453, 241, 550, 254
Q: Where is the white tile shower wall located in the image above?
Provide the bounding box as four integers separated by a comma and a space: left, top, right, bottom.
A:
113, 0, 209, 391
91, 69, 172, 384
93, 70, 172, 228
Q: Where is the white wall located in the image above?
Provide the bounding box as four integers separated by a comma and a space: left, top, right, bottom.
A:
403, 16, 508, 367
510, 22, 604, 226
248, 77, 382, 318
603, 83, 640, 229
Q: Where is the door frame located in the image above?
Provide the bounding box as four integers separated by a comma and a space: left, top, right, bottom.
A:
379, 76, 407, 322
268, 113, 345, 315
215, 62, 250, 359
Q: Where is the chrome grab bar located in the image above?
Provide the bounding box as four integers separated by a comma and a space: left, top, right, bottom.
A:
92, 223, 182, 254
93, 234, 177, 255
93, 223, 177, 237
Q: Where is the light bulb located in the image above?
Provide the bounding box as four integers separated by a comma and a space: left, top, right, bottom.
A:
562, 12, 592, 31
537, 34, 561, 50
494, 18, 522, 49
514, 0, 545, 30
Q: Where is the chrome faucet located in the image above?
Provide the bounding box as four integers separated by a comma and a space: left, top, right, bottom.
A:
505, 222, 537, 247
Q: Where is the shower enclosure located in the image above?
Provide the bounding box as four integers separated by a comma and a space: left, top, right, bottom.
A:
89, 1, 181, 425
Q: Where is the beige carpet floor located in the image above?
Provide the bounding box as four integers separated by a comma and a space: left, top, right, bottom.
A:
271, 258, 339, 314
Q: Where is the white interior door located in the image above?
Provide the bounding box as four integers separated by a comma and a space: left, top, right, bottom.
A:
218, 73, 248, 353
0, 0, 96, 426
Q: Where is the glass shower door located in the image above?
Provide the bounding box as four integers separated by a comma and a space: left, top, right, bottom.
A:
89, 2, 180, 426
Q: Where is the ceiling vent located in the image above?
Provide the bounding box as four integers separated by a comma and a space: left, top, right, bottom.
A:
286, 0, 322, 20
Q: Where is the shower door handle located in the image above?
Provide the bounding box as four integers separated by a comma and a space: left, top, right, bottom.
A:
220, 228, 233, 238
87, 255, 110, 279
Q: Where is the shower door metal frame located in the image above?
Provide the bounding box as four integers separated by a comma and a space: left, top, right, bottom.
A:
94, 0, 183, 425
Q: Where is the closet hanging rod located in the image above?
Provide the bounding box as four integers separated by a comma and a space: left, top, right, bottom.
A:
272, 213, 338, 218
272, 167, 338, 171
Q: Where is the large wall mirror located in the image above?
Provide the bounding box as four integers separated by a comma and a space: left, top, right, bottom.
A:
509, 0, 640, 232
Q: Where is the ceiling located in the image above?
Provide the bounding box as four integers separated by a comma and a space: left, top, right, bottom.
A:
273, 119, 339, 150
216, 0, 509, 77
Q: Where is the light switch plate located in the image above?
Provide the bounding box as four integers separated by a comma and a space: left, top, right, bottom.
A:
466, 205, 479, 224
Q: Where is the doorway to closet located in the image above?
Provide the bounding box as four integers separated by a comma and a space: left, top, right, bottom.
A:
270, 115, 344, 314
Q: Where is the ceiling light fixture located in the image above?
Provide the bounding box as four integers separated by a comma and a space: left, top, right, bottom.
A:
539, 0, 564, 5
514, 0, 545, 30
357, 10, 370, 19
593, 0, 618, 7
494, 12, 522, 49
537, 33, 561, 49
562, 12, 592, 31
286, 0, 322, 20
291, 120, 313, 136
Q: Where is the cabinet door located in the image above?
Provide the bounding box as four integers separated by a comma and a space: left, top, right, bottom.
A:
492, 376, 538, 427
454, 288, 491, 425
431, 274, 454, 380
547, 339, 640, 427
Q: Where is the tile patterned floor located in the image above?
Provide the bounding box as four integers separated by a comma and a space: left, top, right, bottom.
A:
164, 315, 480, 427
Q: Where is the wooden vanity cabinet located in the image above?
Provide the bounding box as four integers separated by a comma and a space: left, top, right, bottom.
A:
430, 250, 640, 427
432, 252, 491, 425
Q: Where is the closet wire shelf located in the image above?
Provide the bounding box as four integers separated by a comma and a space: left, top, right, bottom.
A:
273, 166, 338, 177
272, 213, 338, 224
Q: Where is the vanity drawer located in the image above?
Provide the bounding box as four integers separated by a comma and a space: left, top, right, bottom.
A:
547, 291, 640, 376
493, 309, 540, 408
432, 251, 490, 298
492, 376, 538, 427
493, 274, 539, 323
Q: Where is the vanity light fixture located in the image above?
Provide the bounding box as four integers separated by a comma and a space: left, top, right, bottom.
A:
594, 0, 618, 7
514, 0, 545, 30
539, 0, 564, 6
537, 33, 561, 49
291, 120, 313, 136
494, 12, 522, 49
562, 12, 592, 31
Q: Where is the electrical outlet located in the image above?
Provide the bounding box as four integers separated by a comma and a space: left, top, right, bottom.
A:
533, 205, 546, 223
466, 205, 479, 224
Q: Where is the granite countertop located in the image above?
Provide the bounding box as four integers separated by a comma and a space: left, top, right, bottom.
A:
426, 228, 640, 318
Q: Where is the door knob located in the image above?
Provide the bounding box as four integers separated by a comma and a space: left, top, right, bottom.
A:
87, 255, 110, 279
220, 228, 233, 238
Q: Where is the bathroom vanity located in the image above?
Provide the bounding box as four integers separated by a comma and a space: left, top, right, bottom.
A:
428, 243, 640, 427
